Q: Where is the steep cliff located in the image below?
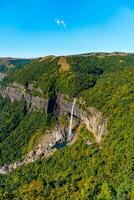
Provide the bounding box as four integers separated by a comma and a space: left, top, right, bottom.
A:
0, 83, 107, 143
0, 82, 48, 112
58, 94, 107, 143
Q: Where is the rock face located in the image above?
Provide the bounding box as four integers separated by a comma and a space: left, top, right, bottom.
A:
0, 127, 66, 174
0, 82, 48, 112
58, 94, 107, 143
0, 84, 107, 143
0, 83, 107, 143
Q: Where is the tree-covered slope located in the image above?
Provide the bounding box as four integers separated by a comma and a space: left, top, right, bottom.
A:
2, 53, 134, 96
0, 58, 33, 73
0, 97, 47, 165
0, 53, 134, 199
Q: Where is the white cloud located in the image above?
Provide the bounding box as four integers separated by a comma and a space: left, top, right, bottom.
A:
55, 19, 66, 28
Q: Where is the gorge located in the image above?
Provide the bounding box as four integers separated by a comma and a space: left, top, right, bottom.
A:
0, 82, 107, 174
0, 82, 108, 143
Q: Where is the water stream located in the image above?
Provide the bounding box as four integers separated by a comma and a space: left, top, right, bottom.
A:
68, 98, 77, 137
52, 98, 77, 150
0, 72, 5, 81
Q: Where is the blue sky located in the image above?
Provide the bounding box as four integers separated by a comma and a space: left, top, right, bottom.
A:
0, 0, 134, 57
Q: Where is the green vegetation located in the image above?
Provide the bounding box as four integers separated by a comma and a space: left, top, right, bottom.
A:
25, 128, 45, 153
2, 54, 134, 96
0, 58, 33, 73
0, 53, 134, 199
0, 98, 47, 165
0, 65, 6, 73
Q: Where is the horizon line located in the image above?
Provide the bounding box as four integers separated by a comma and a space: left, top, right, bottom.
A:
0, 51, 134, 59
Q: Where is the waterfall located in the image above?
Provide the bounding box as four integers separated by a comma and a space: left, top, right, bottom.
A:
68, 98, 77, 137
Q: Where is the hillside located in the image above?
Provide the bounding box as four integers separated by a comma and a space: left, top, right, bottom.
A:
0, 53, 134, 199
0, 58, 33, 81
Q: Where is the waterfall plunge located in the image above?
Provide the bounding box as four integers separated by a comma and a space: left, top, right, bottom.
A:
68, 98, 77, 137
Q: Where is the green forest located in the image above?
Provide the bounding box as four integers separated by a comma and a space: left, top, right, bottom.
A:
0, 58, 32, 73
0, 53, 134, 199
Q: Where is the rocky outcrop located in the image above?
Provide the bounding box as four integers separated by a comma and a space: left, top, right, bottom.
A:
0, 82, 48, 112
0, 127, 66, 174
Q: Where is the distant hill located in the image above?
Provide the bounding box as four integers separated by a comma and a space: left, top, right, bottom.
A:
0, 57, 33, 73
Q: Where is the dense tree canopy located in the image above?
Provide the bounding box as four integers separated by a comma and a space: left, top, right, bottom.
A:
0, 54, 134, 199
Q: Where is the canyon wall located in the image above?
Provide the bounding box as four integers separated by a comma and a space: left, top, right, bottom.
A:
58, 94, 107, 143
0, 82, 48, 112
0, 83, 107, 143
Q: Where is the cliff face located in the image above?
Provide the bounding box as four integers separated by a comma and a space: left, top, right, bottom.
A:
58, 95, 107, 143
0, 83, 107, 143
0, 82, 48, 112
